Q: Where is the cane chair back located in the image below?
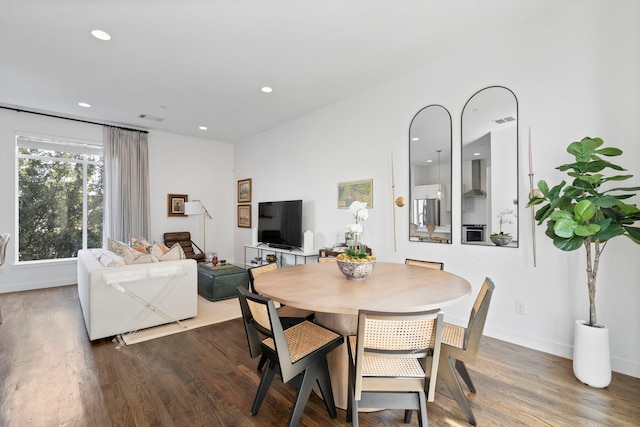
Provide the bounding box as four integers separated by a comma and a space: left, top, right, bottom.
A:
318, 257, 337, 263
405, 258, 444, 270
248, 262, 279, 294
237, 287, 343, 426
439, 277, 495, 426
347, 309, 444, 427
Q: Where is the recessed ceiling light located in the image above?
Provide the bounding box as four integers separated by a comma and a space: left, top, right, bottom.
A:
411, 137, 419, 141
199, 126, 207, 130
91, 29, 111, 41
427, 159, 433, 163
78, 102, 91, 108
261, 86, 273, 93
474, 152, 481, 156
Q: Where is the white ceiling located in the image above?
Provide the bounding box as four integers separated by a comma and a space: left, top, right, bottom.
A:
0, 0, 573, 143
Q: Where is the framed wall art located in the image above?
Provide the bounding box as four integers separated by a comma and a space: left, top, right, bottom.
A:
168, 194, 188, 217
237, 204, 252, 228
238, 178, 252, 203
338, 179, 373, 208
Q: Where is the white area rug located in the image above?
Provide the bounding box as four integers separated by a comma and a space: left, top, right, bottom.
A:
121, 296, 241, 345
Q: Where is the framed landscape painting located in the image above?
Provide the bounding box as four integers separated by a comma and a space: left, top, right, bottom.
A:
238, 204, 251, 228
168, 194, 188, 216
238, 178, 252, 203
338, 179, 373, 208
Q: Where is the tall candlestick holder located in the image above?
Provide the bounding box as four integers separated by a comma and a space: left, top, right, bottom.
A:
529, 173, 537, 267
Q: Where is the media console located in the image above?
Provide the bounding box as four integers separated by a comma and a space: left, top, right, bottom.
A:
243, 245, 318, 269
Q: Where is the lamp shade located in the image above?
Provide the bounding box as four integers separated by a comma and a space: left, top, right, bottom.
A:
184, 201, 203, 216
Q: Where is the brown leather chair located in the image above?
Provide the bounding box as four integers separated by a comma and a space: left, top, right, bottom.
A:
163, 231, 205, 262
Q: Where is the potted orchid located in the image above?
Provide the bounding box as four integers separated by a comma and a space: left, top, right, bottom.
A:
490, 209, 517, 246
336, 201, 376, 279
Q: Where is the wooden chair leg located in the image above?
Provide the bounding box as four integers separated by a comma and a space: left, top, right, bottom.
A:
315, 358, 337, 418
251, 360, 276, 415
257, 354, 267, 371
287, 363, 321, 427
417, 390, 428, 427
404, 409, 413, 423
455, 359, 476, 393
439, 356, 477, 425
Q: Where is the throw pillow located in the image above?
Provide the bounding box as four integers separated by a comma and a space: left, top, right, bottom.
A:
108, 238, 146, 265
151, 242, 170, 258
157, 243, 186, 261
89, 248, 126, 267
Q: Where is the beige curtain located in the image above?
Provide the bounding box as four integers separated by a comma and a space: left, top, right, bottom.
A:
103, 127, 150, 243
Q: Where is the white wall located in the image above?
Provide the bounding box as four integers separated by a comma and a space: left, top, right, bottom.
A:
0, 110, 235, 292
234, 1, 640, 378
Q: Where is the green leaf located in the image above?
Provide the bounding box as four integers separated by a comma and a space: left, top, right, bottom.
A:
537, 180, 549, 195
617, 201, 640, 216
602, 174, 633, 182
547, 181, 566, 200
550, 210, 573, 221
594, 222, 623, 241
567, 137, 603, 162
535, 204, 553, 223
590, 195, 619, 208
554, 217, 577, 238
574, 200, 596, 222
624, 226, 640, 244
526, 197, 545, 207
574, 223, 600, 237
553, 234, 585, 251
595, 147, 623, 156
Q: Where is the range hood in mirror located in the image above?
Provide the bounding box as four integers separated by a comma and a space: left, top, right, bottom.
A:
464, 160, 486, 197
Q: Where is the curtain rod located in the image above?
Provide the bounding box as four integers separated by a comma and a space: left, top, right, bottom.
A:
0, 105, 149, 134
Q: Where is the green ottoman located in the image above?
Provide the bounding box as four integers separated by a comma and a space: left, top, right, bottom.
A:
197, 264, 249, 301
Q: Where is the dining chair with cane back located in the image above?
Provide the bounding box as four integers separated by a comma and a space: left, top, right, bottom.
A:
318, 257, 337, 263
346, 309, 444, 427
248, 263, 315, 371
426, 223, 448, 243
249, 263, 314, 328
432, 277, 495, 426
237, 287, 344, 427
0, 233, 9, 323
405, 258, 444, 270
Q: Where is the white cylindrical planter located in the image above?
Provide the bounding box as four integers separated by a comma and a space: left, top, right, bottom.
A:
573, 320, 611, 388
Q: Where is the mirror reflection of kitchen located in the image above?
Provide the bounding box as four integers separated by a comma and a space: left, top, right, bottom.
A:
461, 86, 518, 247
409, 105, 452, 244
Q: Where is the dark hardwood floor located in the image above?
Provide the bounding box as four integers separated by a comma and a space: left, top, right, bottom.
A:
1, 285, 638, 426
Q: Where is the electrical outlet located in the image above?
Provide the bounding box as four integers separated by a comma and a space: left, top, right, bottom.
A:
515, 300, 526, 315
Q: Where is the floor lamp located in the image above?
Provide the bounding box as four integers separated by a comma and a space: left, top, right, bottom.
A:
184, 200, 212, 252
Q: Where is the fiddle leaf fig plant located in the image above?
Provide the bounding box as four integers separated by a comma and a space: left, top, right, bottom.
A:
527, 137, 640, 327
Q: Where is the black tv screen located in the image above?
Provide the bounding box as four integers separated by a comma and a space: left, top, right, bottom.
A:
257, 200, 303, 250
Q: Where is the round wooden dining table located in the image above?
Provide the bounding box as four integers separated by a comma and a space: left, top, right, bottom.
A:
254, 261, 472, 410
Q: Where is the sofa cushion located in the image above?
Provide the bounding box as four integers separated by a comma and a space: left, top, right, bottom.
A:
108, 238, 157, 265
89, 248, 126, 267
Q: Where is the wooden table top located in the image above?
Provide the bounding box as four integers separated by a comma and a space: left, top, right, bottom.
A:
254, 262, 472, 315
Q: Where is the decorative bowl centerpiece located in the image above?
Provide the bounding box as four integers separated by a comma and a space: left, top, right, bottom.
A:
336, 257, 376, 280
336, 201, 376, 280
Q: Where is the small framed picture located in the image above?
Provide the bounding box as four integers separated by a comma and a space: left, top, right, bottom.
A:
168, 194, 188, 217
238, 178, 252, 203
338, 179, 373, 208
238, 204, 252, 228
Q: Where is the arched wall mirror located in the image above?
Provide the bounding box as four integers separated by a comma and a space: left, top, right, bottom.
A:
409, 105, 452, 243
461, 86, 518, 247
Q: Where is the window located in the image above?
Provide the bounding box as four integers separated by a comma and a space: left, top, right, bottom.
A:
17, 134, 103, 262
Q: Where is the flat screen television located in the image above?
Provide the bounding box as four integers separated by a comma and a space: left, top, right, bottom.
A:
257, 200, 303, 250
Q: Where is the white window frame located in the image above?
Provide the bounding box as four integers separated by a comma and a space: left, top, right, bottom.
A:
16, 133, 103, 264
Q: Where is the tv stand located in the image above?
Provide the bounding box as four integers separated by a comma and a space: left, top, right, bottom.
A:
244, 245, 317, 268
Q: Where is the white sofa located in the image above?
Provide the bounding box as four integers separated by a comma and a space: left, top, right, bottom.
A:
77, 249, 198, 340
